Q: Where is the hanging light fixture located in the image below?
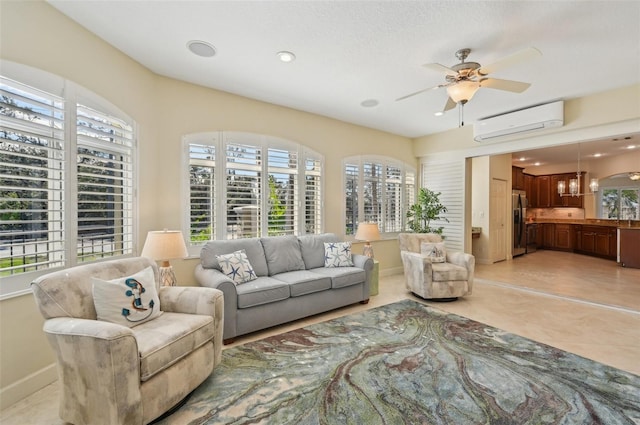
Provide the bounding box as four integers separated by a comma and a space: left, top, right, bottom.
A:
558, 144, 598, 197
629, 172, 640, 181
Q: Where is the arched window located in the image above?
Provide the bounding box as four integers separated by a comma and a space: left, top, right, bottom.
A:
1, 61, 136, 298
184, 132, 323, 251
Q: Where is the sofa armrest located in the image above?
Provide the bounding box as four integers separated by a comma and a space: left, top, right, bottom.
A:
195, 264, 238, 342
42, 317, 143, 425
352, 254, 374, 272
159, 285, 224, 363
446, 252, 475, 293
401, 251, 434, 282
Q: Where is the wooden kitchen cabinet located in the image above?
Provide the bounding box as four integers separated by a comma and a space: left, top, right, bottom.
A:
524, 174, 537, 208
554, 224, 574, 251
577, 225, 616, 260
542, 223, 555, 249
620, 228, 640, 268
536, 176, 551, 207
512, 166, 525, 190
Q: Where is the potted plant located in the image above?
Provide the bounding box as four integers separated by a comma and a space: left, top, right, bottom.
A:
406, 188, 449, 235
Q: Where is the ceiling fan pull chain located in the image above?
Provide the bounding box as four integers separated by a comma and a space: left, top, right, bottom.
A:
459, 102, 464, 127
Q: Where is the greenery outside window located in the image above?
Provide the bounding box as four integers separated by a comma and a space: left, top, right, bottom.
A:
344, 156, 415, 236
184, 132, 323, 249
1, 65, 136, 298
600, 187, 639, 220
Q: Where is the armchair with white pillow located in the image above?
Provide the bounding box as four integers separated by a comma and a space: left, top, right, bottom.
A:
399, 233, 475, 301
31, 257, 224, 425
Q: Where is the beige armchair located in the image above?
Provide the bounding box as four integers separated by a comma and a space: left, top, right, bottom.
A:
31, 257, 224, 425
399, 233, 474, 301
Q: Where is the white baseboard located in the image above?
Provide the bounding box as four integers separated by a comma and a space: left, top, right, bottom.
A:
0, 363, 57, 410
380, 267, 403, 277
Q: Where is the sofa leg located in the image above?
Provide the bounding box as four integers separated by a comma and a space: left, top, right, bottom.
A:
360, 299, 370, 304
223, 338, 235, 345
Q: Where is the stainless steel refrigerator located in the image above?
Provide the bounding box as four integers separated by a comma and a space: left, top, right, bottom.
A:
512, 189, 527, 257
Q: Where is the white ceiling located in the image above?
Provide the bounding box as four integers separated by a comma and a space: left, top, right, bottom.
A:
48, 0, 640, 161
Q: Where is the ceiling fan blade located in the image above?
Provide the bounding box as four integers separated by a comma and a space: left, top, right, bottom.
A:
478, 47, 541, 76
395, 84, 441, 101
442, 96, 457, 111
423, 62, 458, 76
480, 78, 531, 93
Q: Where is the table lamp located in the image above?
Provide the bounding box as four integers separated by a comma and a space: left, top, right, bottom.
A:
141, 229, 189, 286
354, 222, 381, 259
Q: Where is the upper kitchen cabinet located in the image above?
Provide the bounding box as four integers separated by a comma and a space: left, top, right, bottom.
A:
512, 166, 525, 190
524, 174, 537, 208
536, 175, 551, 207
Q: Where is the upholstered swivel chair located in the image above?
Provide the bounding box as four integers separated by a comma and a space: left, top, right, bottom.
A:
399, 233, 475, 300
31, 257, 224, 425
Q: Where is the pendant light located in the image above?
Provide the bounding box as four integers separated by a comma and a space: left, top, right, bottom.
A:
558, 144, 598, 197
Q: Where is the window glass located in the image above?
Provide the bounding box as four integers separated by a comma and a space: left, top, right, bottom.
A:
600, 187, 639, 220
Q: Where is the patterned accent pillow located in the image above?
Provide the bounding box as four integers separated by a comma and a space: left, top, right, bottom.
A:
324, 242, 354, 267
216, 249, 257, 284
92, 266, 162, 328
421, 242, 447, 263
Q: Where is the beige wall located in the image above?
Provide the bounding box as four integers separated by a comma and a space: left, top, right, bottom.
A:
0, 1, 415, 407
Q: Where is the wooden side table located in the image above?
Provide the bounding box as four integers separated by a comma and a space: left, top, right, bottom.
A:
370, 260, 379, 296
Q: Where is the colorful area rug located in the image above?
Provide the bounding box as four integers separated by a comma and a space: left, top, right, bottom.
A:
158, 299, 640, 424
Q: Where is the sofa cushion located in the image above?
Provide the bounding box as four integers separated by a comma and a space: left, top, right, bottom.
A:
298, 233, 340, 269
324, 242, 354, 267
421, 242, 447, 263
133, 312, 213, 381
260, 235, 305, 276
309, 267, 366, 289
272, 270, 332, 297
91, 266, 162, 328
235, 276, 291, 308
200, 238, 269, 277
216, 249, 257, 284
432, 263, 468, 282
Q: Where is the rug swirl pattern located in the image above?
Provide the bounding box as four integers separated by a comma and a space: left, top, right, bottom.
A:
158, 299, 640, 424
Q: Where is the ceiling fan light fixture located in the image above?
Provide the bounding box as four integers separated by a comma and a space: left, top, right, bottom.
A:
446, 81, 480, 104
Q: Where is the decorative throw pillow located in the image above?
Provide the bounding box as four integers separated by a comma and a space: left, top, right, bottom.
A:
216, 249, 257, 285
421, 242, 447, 263
92, 266, 162, 328
324, 242, 354, 267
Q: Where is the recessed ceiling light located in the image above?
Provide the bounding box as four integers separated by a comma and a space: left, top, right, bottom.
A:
276, 51, 296, 63
593, 153, 602, 157
187, 40, 216, 57
627, 145, 636, 149
434, 111, 444, 117
519, 157, 526, 161
534, 162, 541, 166
360, 99, 379, 108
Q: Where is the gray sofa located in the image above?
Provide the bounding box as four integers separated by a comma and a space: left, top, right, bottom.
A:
195, 233, 373, 343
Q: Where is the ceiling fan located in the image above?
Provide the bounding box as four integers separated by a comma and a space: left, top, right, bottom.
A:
396, 47, 542, 114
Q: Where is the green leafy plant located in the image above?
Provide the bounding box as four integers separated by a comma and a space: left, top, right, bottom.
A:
406, 188, 449, 235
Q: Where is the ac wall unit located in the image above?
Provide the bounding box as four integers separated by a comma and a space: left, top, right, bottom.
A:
473, 101, 564, 142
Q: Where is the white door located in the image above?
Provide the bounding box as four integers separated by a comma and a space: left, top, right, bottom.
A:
490, 178, 507, 262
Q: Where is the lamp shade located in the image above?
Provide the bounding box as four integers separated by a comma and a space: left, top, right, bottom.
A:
354, 222, 381, 242
141, 230, 188, 261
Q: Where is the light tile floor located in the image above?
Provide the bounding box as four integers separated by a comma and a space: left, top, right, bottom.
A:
2, 250, 639, 424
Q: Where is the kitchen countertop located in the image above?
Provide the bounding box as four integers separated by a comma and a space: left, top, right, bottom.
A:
529, 219, 639, 229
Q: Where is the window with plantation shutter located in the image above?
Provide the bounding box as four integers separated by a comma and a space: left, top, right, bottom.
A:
1, 65, 137, 298
188, 143, 216, 243
76, 104, 134, 262
344, 156, 415, 237
184, 132, 324, 249
0, 77, 65, 278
